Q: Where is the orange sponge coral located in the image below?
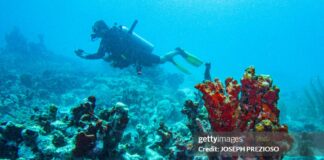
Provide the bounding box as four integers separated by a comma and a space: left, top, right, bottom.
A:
195, 66, 284, 132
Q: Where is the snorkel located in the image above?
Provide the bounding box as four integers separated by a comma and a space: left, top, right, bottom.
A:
128, 20, 138, 34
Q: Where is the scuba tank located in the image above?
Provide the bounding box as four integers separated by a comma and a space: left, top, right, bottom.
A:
114, 20, 154, 54
106, 20, 155, 73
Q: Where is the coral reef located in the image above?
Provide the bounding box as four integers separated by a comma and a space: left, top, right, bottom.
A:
0, 65, 298, 159
182, 100, 208, 138
70, 96, 129, 158
73, 132, 96, 157
0, 96, 129, 159
195, 66, 293, 158
0, 29, 310, 159
196, 66, 282, 132
0, 122, 26, 159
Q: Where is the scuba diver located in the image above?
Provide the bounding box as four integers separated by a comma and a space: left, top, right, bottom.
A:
75, 20, 203, 75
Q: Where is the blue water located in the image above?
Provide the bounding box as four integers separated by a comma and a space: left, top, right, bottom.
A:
1, 1, 324, 116
1, 0, 323, 92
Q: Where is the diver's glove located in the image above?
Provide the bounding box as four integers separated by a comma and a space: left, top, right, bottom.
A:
75, 49, 86, 57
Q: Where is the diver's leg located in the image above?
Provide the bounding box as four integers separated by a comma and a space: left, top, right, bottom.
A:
175, 48, 203, 67
159, 48, 203, 74
160, 48, 203, 67
159, 51, 191, 74
169, 59, 191, 74
160, 50, 179, 63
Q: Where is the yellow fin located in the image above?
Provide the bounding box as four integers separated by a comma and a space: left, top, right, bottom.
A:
185, 54, 203, 67
170, 60, 191, 74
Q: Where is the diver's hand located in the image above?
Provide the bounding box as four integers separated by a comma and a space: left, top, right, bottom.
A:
75, 49, 86, 57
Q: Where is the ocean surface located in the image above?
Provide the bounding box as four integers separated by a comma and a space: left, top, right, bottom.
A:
0, 0, 323, 159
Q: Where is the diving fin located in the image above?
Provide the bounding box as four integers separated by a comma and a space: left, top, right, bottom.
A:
176, 48, 203, 67
170, 59, 191, 75
185, 55, 203, 67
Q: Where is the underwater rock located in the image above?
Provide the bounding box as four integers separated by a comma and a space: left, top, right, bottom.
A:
98, 109, 111, 121
182, 100, 206, 138
36, 133, 73, 159
144, 146, 164, 160
30, 104, 62, 133
52, 130, 66, 147
122, 152, 142, 160
182, 100, 199, 121
0, 140, 19, 159
115, 101, 127, 108
36, 135, 56, 156
18, 142, 36, 159
54, 144, 74, 159
155, 122, 173, 149
101, 102, 129, 158
21, 128, 39, 146
49, 104, 58, 120
2, 121, 25, 142
33, 113, 52, 133
64, 126, 79, 138
50, 120, 68, 133
142, 122, 177, 159
72, 132, 96, 157
71, 96, 96, 126
124, 124, 149, 155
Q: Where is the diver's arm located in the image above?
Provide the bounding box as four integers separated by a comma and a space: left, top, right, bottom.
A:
75, 42, 106, 59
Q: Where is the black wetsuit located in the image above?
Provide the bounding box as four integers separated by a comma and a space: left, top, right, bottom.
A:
101, 26, 160, 68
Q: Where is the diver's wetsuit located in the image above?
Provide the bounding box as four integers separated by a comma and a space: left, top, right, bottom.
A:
101, 26, 160, 68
